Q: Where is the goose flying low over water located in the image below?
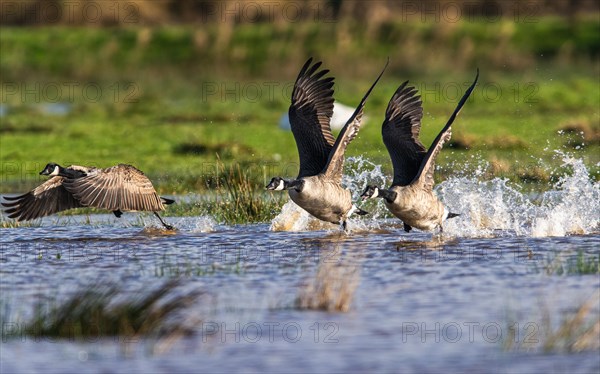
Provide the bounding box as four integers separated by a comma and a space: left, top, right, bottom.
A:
1, 163, 175, 229
361, 70, 479, 232
267, 58, 388, 230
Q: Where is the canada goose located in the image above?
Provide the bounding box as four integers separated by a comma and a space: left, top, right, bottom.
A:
1, 163, 175, 229
266, 58, 388, 230
361, 70, 479, 232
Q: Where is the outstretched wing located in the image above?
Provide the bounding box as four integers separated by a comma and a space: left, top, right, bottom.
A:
1, 177, 82, 221
288, 58, 335, 178
412, 69, 479, 191
382, 81, 427, 186
322, 59, 389, 183
62, 164, 165, 212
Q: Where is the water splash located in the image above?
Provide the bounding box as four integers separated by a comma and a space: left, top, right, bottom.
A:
188, 216, 217, 233
529, 154, 599, 237
343, 157, 392, 230
143, 216, 216, 233
342, 156, 390, 201
440, 152, 599, 237
269, 153, 599, 237
270, 200, 337, 231
439, 175, 536, 237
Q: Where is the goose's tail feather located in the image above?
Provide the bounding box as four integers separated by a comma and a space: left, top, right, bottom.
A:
161, 197, 175, 205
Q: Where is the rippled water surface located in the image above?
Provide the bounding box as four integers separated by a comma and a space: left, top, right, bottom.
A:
1, 215, 599, 373
1, 155, 599, 373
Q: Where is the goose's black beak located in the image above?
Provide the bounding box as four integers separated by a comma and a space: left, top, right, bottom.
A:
360, 185, 377, 201
360, 189, 370, 201
266, 180, 277, 190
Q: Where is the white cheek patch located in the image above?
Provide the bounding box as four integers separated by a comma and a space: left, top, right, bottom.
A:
371, 188, 379, 198
50, 166, 60, 176
443, 207, 449, 220
274, 180, 285, 191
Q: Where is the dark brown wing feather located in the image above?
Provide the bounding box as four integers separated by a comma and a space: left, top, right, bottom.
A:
413, 69, 479, 191
62, 164, 165, 212
1, 177, 82, 221
382, 81, 427, 186
288, 58, 335, 178
323, 59, 388, 182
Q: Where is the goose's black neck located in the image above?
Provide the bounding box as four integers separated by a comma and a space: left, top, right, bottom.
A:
59, 167, 86, 179
378, 188, 397, 203
286, 179, 305, 192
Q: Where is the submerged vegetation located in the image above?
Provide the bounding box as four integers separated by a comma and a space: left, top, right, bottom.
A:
296, 252, 360, 312
2, 280, 203, 341
543, 251, 600, 275
505, 297, 600, 353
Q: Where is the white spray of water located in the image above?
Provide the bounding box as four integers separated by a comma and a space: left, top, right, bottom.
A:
529, 154, 599, 237
144, 216, 216, 233
188, 216, 217, 233
269, 200, 337, 231
270, 153, 599, 237
439, 152, 599, 237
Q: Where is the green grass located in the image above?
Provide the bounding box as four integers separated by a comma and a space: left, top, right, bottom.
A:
1, 20, 599, 217
543, 251, 600, 275
1, 70, 597, 194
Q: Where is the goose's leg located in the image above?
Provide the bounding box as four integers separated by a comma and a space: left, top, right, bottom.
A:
154, 212, 174, 230
403, 223, 412, 232
342, 220, 348, 232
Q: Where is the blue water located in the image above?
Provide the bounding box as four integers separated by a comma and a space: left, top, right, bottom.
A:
1, 214, 598, 373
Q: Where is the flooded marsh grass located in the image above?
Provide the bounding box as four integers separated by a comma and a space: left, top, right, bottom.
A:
504, 297, 600, 354
296, 252, 360, 312
204, 162, 286, 224
540, 298, 600, 353
542, 251, 600, 276
8, 280, 203, 340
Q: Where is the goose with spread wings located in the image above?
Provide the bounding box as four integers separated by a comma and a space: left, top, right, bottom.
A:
1, 163, 175, 229
266, 58, 387, 230
361, 70, 479, 232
